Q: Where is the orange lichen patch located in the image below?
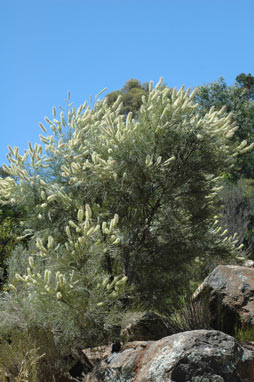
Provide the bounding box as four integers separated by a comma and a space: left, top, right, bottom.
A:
83, 344, 112, 361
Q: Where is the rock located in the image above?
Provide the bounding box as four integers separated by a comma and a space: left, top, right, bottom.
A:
243, 260, 254, 268
193, 265, 254, 335
84, 330, 254, 382
120, 311, 169, 342
83, 344, 112, 362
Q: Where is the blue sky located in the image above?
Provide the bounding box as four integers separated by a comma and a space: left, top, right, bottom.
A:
1, 0, 253, 166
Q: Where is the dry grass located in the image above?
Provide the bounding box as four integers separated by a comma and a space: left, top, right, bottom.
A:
0, 327, 70, 382
166, 298, 212, 334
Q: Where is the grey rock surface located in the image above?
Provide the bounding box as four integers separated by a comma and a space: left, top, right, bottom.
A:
120, 311, 169, 342
84, 330, 254, 382
194, 265, 254, 334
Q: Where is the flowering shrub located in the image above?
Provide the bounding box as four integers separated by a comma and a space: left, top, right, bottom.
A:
0, 79, 251, 359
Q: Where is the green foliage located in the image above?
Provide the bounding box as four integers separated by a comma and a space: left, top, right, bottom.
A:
106, 78, 148, 116
218, 178, 254, 257
236, 73, 254, 99
0, 78, 249, 358
0, 167, 21, 289
196, 74, 254, 179
0, 290, 104, 380
0, 208, 19, 289
195, 74, 254, 256
235, 324, 254, 343
0, 326, 67, 381
0, 215, 15, 284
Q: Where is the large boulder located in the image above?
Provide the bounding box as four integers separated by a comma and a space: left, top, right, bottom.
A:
120, 311, 169, 342
193, 265, 254, 334
84, 330, 254, 381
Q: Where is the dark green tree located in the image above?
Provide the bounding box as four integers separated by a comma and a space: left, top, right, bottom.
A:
196, 74, 254, 256
236, 73, 254, 99
106, 78, 148, 116
0, 167, 20, 288
196, 74, 254, 179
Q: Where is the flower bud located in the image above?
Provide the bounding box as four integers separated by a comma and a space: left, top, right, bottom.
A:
15, 273, 25, 282
84, 220, 90, 230
41, 190, 46, 200
221, 229, 228, 237
115, 276, 128, 288
68, 220, 78, 229
113, 214, 119, 225
44, 269, 51, 284
85, 204, 92, 220
145, 155, 151, 166
39, 122, 47, 133
77, 208, 84, 222
156, 156, 162, 165
36, 238, 46, 251
28, 256, 34, 268
87, 227, 94, 237
65, 226, 71, 239
47, 235, 54, 249
47, 194, 57, 202
163, 156, 176, 166
110, 291, 118, 299
56, 292, 62, 300
102, 277, 109, 288
59, 274, 65, 287
56, 271, 61, 280
102, 222, 107, 233
94, 224, 100, 233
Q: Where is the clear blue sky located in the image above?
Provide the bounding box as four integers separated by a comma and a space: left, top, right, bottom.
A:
1, 0, 253, 166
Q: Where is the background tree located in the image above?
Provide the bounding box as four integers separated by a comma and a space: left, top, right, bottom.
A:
196, 73, 254, 257
196, 74, 254, 179
106, 78, 149, 116
236, 73, 254, 99
218, 179, 254, 252
0, 167, 20, 289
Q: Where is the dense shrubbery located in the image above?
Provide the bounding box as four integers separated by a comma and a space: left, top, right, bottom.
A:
0, 78, 251, 379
